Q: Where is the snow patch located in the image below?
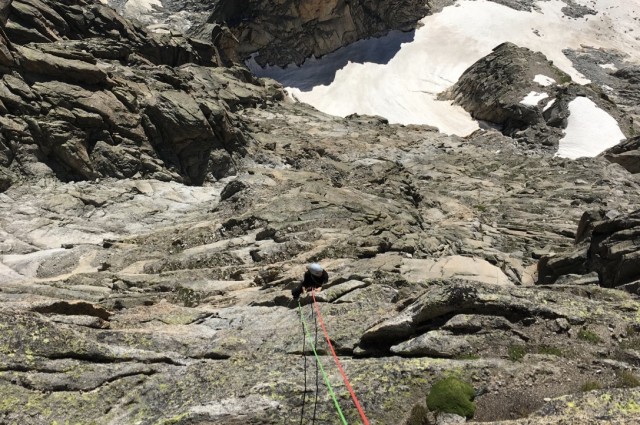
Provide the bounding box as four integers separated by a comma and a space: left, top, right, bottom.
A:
556, 97, 626, 159
521, 91, 549, 106
253, 0, 640, 136
534, 75, 556, 86
599, 63, 617, 70
543, 99, 556, 112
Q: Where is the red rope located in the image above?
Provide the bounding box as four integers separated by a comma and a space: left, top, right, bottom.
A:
311, 290, 370, 425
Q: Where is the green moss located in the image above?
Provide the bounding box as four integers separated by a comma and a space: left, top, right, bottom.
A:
581, 381, 602, 392
536, 345, 562, 356
616, 370, 640, 388
454, 354, 480, 360
508, 345, 527, 362
426, 376, 476, 419
156, 412, 190, 425
578, 329, 602, 343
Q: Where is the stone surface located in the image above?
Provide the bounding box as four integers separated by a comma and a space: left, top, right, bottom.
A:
538, 209, 640, 288
0, 0, 639, 424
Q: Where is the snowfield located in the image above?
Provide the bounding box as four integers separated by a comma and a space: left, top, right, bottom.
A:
556, 97, 626, 159
250, 0, 640, 155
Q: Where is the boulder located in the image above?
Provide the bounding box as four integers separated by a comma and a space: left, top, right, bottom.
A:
601, 136, 640, 174
537, 209, 640, 287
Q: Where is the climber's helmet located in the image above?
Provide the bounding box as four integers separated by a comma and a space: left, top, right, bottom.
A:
307, 263, 324, 277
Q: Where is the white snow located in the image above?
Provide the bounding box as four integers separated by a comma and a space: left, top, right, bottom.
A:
124, 0, 162, 15
556, 97, 626, 159
534, 74, 556, 86
543, 99, 556, 112
599, 63, 617, 70
521, 91, 549, 106
252, 0, 640, 139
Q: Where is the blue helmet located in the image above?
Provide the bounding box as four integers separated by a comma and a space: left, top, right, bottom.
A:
307, 263, 324, 277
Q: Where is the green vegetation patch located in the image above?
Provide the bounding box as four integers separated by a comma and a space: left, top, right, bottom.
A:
578, 329, 601, 343
536, 344, 563, 356
508, 345, 527, 362
426, 376, 476, 419
581, 381, 602, 392
617, 370, 640, 388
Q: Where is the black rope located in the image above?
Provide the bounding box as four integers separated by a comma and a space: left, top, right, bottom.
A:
312, 295, 319, 425
299, 300, 307, 425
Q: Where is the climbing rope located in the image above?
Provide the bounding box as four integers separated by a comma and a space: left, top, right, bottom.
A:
298, 300, 348, 425
299, 303, 307, 425
311, 290, 371, 425
298, 298, 320, 425
312, 306, 320, 424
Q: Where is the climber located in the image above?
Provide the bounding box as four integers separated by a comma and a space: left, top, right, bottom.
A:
292, 263, 328, 300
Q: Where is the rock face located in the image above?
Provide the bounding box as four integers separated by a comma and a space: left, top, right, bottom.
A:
2, 96, 640, 423
562, 47, 640, 137
538, 209, 640, 289
602, 136, 640, 174
443, 42, 634, 150
0, 0, 283, 190
208, 0, 430, 66
1, 1, 640, 425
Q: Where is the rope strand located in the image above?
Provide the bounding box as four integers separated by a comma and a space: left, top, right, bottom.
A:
299, 302, 308, 425
312, 305, 319, 424
298, 300, 348, 425
311, 290, 370, 425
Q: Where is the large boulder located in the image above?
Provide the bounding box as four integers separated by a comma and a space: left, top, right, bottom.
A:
601, 136, 640, 174
538, 209, 640, 288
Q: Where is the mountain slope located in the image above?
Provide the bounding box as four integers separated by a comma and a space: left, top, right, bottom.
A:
0, 0, 639, 424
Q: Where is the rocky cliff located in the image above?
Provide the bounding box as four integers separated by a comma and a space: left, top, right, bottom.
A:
0, 0, 283, 189
207, 0, 430, 66
1, 1, 640, 424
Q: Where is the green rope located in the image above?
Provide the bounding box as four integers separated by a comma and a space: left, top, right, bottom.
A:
298, 301, 348, 425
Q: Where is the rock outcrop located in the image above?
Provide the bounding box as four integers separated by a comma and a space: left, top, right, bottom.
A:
2, 96, 640, 423
1, 1, 640, 424
602, 136, 640, 174
538, 209, 640, 289
0, 0, 284, 191
208, 0, 430, 66
443, 42, 634, 150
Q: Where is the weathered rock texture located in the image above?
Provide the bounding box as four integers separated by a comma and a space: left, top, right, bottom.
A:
208, 0, 430, 66
2, 97, 640, 423
0, 0, 284, 190
563, 47, 640, 132
0, 1, 640, 425
602, 136, 640, 174
538, 209, 640, 289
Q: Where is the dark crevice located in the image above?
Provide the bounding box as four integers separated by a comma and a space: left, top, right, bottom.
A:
43, 353, 184, 366
0, 369, 157, 393
359, 308, 562, 356
189, 352, 231, 360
